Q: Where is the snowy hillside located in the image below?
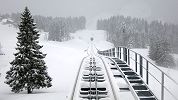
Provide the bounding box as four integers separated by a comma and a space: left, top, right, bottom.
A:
0, 22, 113, 100
1, 20, 178, 100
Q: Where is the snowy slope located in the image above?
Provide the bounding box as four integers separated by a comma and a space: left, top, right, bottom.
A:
0, 23, 113, 100
70, 30, 114, 50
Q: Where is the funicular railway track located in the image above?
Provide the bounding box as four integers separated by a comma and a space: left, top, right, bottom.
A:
70, 44, 117, 100
70, 38, 178, 100
70, 42, 160, 100
69, 43, 160, 100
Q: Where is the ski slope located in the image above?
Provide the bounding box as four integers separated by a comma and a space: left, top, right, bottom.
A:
0, 23, 113, 100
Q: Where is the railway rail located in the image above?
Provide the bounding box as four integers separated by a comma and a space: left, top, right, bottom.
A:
69, 44, 117, 100
70, 44, 159, 100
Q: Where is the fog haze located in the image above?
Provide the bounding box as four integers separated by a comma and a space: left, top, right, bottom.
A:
0, 0, 178, 29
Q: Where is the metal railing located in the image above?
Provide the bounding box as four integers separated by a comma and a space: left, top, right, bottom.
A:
98, 47, 178, 100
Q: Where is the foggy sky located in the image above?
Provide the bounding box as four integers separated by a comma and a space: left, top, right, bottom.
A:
0, 0, 178, 29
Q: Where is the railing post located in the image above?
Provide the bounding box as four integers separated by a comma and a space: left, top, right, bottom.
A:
112, 48, 113, 57
124, 48, 127, 63
126, 48, 128, 63
128, 49, 130, 65
114, 48, 116, 57
146, 60, 149, 84
111, 49, 112, 57
119, 47, 121, 59
112, 48, 115, 57
122, 48, 124, 61
135, 53, 137, 72
123, 48, 125, 62
111, 49, 112, 56
161, 72, 164, 100
117, 47, 119, 58
140, 55, 143, 77
110, 49, 113, 57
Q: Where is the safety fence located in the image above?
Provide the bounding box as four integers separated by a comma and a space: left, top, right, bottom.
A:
98, 47, 178, 100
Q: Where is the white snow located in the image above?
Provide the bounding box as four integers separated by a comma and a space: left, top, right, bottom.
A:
1, 20, 178, 100
0, 23, 113, 100
1, 18, 14, 23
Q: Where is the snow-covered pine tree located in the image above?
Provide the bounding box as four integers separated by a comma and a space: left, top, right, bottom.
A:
148, 37, 158, 61
155, 39, 175, 68
149, 37, 175, 68
5, 7, 52, 94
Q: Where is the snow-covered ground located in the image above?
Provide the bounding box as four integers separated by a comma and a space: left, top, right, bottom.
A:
1, 21, 178, 100
0, 23, 113, 100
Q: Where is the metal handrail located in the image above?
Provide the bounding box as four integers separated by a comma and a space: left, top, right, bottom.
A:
98, 47, 178, 100
129, 49, 178, 85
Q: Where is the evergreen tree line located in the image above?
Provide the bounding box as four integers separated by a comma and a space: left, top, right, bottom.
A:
0, 13, 86, 42
97, 15, 178, 53
97, 16, 148, 48
97, 15, 177, 68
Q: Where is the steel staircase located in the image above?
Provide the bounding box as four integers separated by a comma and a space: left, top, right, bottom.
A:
110, 57, 157, 100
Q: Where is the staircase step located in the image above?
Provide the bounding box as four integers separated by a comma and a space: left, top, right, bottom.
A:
124, 72, 137, 76
127, 76, 140, 79
129, 80, 143, 84
119, 88, 130, 91
109, 58, 157, 100
132, 85, 148, 90
136, 91, 153, 96
112, 59, 126, 64
135, 90, 151, 92
118, 64, 129, 67
121, 68, 132, 71
114, 74, 123, 78
111, 67, 118, 70
117, 62, 126, 64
